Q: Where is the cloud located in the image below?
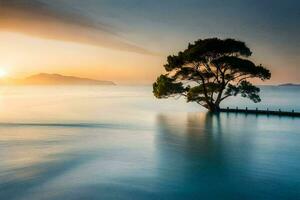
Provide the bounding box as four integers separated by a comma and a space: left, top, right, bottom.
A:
0, 0, 155, 55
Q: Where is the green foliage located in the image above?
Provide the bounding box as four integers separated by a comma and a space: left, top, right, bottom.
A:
185, 38, 252, 59
153, 75, 186, 98
205, 82, 222, 93
164, 38, 252, 71
225, 84, 240, 96
187, 85, 205, 102
153, 38, 271, 112
238, 81, 261, 103
225, 81, 261, 103
213, 56, 271, 80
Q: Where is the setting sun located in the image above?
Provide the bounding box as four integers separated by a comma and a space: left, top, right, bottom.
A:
0, 69, 8, 78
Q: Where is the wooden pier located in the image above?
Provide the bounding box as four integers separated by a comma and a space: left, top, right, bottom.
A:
220, 107, 300, 117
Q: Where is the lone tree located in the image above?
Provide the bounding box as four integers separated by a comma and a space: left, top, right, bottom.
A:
153, 38, 271, 112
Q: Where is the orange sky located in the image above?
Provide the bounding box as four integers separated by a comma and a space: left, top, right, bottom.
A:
0, 32, 164, 84
0, 30, 298, 85
0, 0, 299, 85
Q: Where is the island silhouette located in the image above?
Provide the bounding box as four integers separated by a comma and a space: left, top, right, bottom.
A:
1, 73, 115, 85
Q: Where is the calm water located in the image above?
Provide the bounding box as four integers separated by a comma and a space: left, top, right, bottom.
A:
0, 86, 299, 200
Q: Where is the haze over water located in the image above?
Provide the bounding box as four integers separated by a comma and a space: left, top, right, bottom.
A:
0, 85, 299, 200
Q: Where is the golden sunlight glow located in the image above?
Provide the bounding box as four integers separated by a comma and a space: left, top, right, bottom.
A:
0, 69, 8, 78
0, 32, 163, 84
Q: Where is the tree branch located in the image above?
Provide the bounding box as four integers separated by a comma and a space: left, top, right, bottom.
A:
194, 63, 212, 107
220, 94, 232, 102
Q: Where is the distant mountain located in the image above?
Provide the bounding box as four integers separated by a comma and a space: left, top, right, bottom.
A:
278, 83, 300, 87
2, 73, 115, 85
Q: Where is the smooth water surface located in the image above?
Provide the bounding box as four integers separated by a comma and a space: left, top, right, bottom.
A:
0, 86, 299, 200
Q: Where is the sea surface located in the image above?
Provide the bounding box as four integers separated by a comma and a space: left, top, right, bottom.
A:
0, 85, 299, 200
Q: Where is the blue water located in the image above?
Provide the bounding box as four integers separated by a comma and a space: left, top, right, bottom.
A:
0, 86, 299, 199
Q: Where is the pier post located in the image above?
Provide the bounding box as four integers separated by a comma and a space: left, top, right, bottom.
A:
219, 107, 299, 117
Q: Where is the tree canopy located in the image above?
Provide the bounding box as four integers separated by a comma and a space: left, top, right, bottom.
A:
153, 38, 271, 112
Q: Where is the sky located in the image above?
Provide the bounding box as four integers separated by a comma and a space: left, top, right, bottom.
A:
0, 0, 299, 84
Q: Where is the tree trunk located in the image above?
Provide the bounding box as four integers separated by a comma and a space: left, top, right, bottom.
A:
208, 103, 221, 113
